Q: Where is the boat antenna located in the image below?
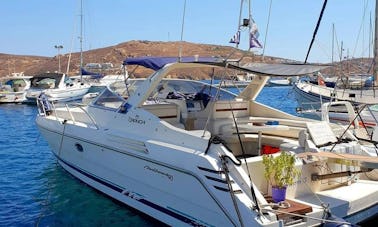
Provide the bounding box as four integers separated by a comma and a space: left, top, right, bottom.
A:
66, 22, 77, 75
79, 0, 84, 79
332, 23, 335, 64
178, 0, 187, 62
235, 0, 243, 49
369, 11, 373, 60
247, 0, 252, 52
304, 0, 328, 63
373, 0, 378, 87
262, 0, 272, 61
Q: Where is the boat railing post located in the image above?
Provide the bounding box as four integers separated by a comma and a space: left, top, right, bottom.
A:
65, 103, 76, 125
50, 102, 59, 121
75, 104, 99, 130
257, 131, 262, 156
36, 98, 45, 115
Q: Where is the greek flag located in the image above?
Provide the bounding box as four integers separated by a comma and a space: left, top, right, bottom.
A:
249, 21, 263, 48
229, 31, 240, 44
250, 33, 262, 48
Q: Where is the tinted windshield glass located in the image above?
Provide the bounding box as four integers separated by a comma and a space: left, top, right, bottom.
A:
93, 88, 124, 110
110, 79, 236, 101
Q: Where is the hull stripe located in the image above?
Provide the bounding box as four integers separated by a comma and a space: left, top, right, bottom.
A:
58, 157, 207, 226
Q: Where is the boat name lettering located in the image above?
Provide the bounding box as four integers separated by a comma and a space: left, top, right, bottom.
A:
144, 165, 173, 181
128, 117, 145, 125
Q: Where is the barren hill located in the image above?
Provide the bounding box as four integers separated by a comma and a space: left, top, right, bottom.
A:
0, 40, 280, 79
0, 40, 372, 79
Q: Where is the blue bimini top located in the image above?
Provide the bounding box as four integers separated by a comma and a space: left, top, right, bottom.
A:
123, 56, 218, 71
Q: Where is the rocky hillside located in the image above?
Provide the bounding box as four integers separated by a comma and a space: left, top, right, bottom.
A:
0, 40, 372, 79
0, 40, 284, 79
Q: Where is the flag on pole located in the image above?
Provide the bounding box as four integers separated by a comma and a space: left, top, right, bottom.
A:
229, 30, 240, 44
249, 20, 263, 48
250, 33, 263, 48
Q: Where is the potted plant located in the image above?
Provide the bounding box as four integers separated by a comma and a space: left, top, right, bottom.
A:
262, 151, 300, 203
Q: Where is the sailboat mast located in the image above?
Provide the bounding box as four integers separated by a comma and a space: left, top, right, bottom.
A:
248, 0, 252, 51
235, 0, 243, 49
332, 23, 335, 64
80, 0, 83, 77
178, 0, 186, 61
374, 0, 378, 86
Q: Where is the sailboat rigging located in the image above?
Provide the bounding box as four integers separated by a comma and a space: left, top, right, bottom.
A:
294, 0, 378, 143
25, 0, 91, 104
229, 0, 263, 51
79, 0, 84, 79
295, 0, 378, 107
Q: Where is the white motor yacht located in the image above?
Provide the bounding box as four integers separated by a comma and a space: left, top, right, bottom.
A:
25, 72, 90, 104
36, 57, 378, 226
0, 72, 32, 103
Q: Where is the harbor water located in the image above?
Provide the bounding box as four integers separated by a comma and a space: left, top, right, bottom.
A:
0, 86, 375, 226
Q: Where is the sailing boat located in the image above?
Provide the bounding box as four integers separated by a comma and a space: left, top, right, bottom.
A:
294, 1, 378, 109
37, 0, 90, 103
293, 2, 378, 142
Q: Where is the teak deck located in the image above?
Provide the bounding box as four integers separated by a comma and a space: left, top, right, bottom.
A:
265, 197, 313, 222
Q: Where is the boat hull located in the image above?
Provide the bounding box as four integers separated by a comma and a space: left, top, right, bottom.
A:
36, 118, 250, 226
0, 91, 27, 103
25, 87, 90, 104
294, 80, 378, 108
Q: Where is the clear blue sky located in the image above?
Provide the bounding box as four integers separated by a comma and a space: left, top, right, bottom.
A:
0, 0, 375, 63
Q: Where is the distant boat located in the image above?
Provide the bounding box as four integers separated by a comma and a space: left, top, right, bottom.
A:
24, 72, 90, 104
294, 73, 376, 110
294, 0, 378, 108
214, 73, 255, 88
267, 77, 292, 86
0, 72, 32, 103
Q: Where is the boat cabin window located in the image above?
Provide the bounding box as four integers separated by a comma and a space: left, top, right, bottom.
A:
64, 77, 74, 86
110, 79, 144, 98
31, 77, 57, 89
110, 79, 236, 102
152, 80, 236, 101
93, 88, 124, 110
0, 79, 27, 92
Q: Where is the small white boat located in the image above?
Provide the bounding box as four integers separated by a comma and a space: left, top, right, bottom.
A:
293, 77, 378, 109
267, 77, 292, 87
25, 72, 90, 104
36, 57, 378, 226
215, 73, 255, 88
0, 72, 32, 103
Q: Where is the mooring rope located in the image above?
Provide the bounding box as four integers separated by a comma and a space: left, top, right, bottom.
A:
260, 208, 352, 225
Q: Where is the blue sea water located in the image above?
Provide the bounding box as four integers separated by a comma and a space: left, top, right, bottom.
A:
0, 86, 375, 226
0, 105, 159, 226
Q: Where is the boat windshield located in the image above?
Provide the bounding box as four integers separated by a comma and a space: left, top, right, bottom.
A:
92, 88, 124, 110
92, 78, 237, 111
31, 77, 57, 89
0, 79, 27, 91
110, 79, 236, 101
